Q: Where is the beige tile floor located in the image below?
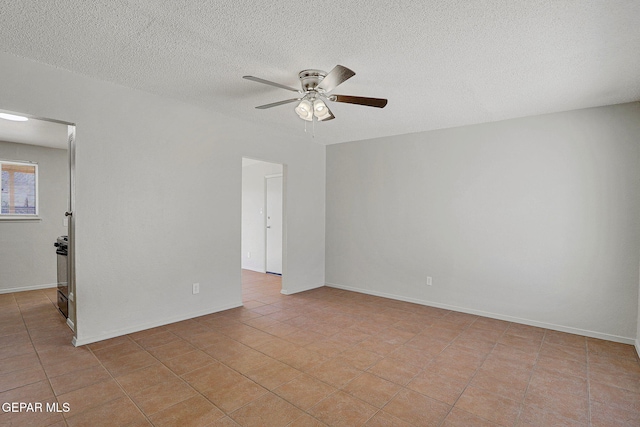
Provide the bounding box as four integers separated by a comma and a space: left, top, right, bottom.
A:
1, 270, 640, 426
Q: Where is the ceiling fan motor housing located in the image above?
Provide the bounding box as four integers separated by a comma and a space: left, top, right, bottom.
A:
298, 69, 326, 92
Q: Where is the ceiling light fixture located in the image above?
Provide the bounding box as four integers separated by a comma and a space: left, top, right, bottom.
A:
244, 65, 387, 126
312, 99, 332, 121
0, 113, 28, 122
294, 97, 334, 122
294, 99, 313, 121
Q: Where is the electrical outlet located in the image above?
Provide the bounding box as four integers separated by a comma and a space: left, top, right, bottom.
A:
192, 283, 200, 294
427, 276, 433, 286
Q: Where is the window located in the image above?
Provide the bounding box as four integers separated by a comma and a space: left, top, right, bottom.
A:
1, 160, 38, 216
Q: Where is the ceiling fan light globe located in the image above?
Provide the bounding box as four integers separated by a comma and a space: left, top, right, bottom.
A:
298, 109, 313, 121
294, 99, 313, 117
313, 100, 331, 120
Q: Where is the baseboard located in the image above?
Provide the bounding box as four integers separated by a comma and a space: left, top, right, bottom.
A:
635, 339, 640, 359
0, 282, 57, 294
241, 267, 266, 273
326, 282, 636, 345
73, 301, 243, 347
281, 283, 324, 295
66, 317, 74, 332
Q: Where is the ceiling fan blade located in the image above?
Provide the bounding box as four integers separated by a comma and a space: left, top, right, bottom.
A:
330, 95, 388, 108
316, 65, 355, 92
243, 76, 299, 92
255, 98, 300, 109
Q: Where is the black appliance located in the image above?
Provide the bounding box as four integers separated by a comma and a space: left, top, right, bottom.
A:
54, 236, 68, 318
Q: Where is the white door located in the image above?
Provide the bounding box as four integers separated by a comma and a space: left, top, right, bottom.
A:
266, 176, 283, 274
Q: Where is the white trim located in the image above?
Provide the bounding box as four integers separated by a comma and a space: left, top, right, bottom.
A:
66, 317, 74, 332
242, 267, 266, 274
264, 174, 283, 276
635, 339, 640, 359
326, 282, 636, 345
0, 282, 56, 294
67, 123, 77, 339
0, 159, 39, 217
72, 301, 243, 347
281, 283, 324, 295
0, 217, 41, 221
0, 158, 38, 164
242, 158, 262, 167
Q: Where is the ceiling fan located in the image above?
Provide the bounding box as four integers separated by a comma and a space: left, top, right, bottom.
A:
243, 65, 387, 122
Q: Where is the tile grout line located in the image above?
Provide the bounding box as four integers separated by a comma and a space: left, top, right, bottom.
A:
236, 282, 419, 425
158, 296, 315, 424
9, 279, 640, 426
222, 286, 347, 423
586, 340, 592, 427
136, 334, 211, 422
512, 328, 547, 427
84, 338, 156, 426
88, 328, 226, 425
341, 369, 403, 426
14, 292, 70, 427
435, 316, 512, 427
208, 295, 370, 423
115, 329, 248, 425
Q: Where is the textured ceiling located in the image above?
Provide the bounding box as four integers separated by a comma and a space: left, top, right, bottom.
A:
1, 0, 639, 145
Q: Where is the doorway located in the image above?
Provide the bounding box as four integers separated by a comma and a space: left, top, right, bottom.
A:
0, 109, 76, 341
241, 158, 284, 292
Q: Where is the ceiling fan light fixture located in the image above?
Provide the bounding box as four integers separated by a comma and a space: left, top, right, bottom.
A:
313, 99, 331, 120
295, 99, 313, 121
244, 65, 387, 126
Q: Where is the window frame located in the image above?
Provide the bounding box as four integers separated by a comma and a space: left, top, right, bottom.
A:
0, 159, 39, 219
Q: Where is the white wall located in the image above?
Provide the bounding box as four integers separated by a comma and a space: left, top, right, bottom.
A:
0, 52, 325, 345
241, 160, 282, 273
0, 141, 67, 292
326, 103, 640, 343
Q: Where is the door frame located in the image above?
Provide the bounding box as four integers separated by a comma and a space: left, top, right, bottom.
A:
264, 173, 283, 275
0, 108, 77, 343
66, 124, 77, 342
240, 157, 287, 293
